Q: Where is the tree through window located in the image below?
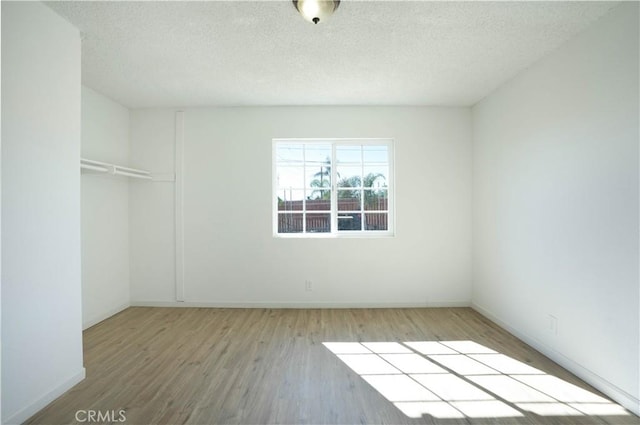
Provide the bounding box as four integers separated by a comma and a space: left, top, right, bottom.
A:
273, 139, 394, 237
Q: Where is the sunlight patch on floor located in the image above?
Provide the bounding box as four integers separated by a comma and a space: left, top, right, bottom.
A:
427, 354, 497, 375
362, 375, 440, 402
511, 374, 610, 403
404, 341, 457, 355
411, 374, 494, 401
336, 354, 399, 375
362, 342, 412, 354
394, 401, 465, 419
467, 375, 555, 403
569, 403, 631, 416
380, 354, 448, 374
450, 400, 523, 418
469, 353, 545, 374
323, 340, 630, 419
516, 402, 583, 416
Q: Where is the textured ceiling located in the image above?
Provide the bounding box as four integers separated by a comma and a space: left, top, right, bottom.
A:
46, 1, 619, 108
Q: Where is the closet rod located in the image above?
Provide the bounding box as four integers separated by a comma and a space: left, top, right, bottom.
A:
80, 163, 109, 173
80, 158, 152, 180
114, 169, 153, 180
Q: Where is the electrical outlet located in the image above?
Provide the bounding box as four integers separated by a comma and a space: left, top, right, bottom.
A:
305, 280, 312, 292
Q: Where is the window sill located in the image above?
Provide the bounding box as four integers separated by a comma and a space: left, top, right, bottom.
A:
273, 232, 395, 239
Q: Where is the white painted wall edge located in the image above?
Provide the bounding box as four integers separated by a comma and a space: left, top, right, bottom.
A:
131, 301, 470, 309
3, 368, 85, 425
82, 302, 130, 330
471, 302, 640, 416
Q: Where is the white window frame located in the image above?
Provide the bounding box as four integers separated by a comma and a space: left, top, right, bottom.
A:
272, 138, 395, 238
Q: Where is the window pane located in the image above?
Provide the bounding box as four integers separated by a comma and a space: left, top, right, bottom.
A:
278, 213, 303, 233
363, 145, 388, 164
336, 145, 362, 164
338, 213, 362, 231
306, 213, 331, 233
305, 144, 332, 164
337, 165, 362, 188
306, 190, 331, 210
364, 189, 388, 211
338, 190, 361, 211
277, 189, 304, 211
276, 144, 303, 165
277, 166, 304, 189
363, 166, 388, 188
364, 213, 388, 231
306, 165, 332, 190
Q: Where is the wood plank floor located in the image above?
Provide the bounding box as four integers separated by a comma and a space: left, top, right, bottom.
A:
27, 307, 636, 424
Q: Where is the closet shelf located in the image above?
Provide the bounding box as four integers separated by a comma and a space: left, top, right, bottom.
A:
80, 158, 152, 180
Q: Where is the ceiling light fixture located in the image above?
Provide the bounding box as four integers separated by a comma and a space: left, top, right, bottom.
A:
293, 0, 340, 24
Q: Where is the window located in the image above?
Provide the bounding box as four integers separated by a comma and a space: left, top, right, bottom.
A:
273, 139, 394, 237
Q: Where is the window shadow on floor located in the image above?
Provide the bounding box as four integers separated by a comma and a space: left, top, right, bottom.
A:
323, 340, 631, 420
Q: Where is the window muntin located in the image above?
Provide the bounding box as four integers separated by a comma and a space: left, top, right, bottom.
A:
274, 139, 393, 237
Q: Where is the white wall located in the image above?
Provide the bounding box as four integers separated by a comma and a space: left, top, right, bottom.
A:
130, 110, 178, 303
472, 2, 639, 413
0, 3, 3, 419
1, 2, 85, 423
130, 107, 472, 306
81, 86, 131, 329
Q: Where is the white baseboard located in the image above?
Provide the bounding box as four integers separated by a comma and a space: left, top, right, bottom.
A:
471, 302, 640, 416
130, 300, 471, 309
4, 368, 86, 425
83, 302, 130, 330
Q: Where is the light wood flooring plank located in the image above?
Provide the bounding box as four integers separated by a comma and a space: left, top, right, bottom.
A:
25, 308, 637, 425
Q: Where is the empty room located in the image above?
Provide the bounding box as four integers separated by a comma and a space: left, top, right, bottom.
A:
1, 0, 639, 424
